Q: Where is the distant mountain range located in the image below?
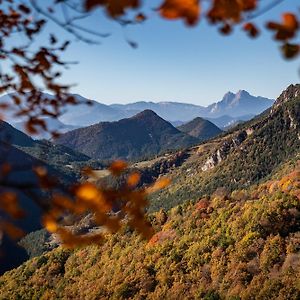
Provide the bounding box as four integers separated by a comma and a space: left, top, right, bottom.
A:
56, 110, 199, 161
0, 90, 274, 138
111, 90, 274, 121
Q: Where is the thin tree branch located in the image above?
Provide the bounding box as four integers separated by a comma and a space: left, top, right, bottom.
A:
245, 0, 286, 22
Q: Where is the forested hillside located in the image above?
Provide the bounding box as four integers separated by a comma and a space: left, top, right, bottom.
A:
1, 162, 299, 299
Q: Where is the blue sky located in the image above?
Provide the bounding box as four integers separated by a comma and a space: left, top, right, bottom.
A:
47, 0, 300, 106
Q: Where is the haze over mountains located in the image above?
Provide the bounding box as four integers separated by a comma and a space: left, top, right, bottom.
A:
112, 90, 274, 121
0, 90, 274, 137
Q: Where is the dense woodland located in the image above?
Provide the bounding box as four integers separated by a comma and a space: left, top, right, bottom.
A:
0, 159, 299, 299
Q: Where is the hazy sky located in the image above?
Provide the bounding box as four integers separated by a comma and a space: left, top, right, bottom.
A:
48, 0, 300, 106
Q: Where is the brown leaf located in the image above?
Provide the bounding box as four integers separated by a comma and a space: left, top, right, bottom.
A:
208, 0, 257, 24
1, 222, 25, 239
219, 23, 232, 35
85, 0, 140, 18
243, 22, 259, 38
159, 0, 200, 26
109, 160, 128, 176
127, 172, 141, 187
135, 13, 146, 22
281, 43, 300, 59
146, 178, 171, 194
267, 13, 299, 41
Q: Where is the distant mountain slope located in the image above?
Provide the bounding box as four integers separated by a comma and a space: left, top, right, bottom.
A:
18, 140, 93, 179
0, 121, 35, 147
207, 114, 255, 130
177, 117, 222, 140
13, 118, 77, 140
56, 110, 198, 161
0, 93, 129, 128
58, 94, 129, 126
0, 120, 91, 179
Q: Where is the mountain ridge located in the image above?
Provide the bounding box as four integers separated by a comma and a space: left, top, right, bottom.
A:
110, 90, 274, 121
177, 117, 222, 140
0, 90, 274, 133
56, 110, 199, 161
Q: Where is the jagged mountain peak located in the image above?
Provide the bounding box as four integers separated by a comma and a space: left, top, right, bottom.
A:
236, 89, 250, 97
221, 90, 250, 102
208, 90, 274, 117
222, 91, 235, 103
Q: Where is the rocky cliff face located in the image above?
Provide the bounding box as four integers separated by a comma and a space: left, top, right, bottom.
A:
201, 130, 250, 171
271, 84, 300, 141
272, 84, 300, 112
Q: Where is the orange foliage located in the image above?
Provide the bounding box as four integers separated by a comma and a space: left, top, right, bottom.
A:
0, 192, 24, 219
127, 172, 141, 187
159, 0, 201, 26
208, 0, 256, 24
0, 221, 25, 240
267, 13, 299, 41
266, 169, 300, 200
145, 178, 171, 195
109, 160, 128, 176
267, 12, 300, 59
148, 228, 176, 245
195, 198, 210, 211
243, 22, 259, 38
